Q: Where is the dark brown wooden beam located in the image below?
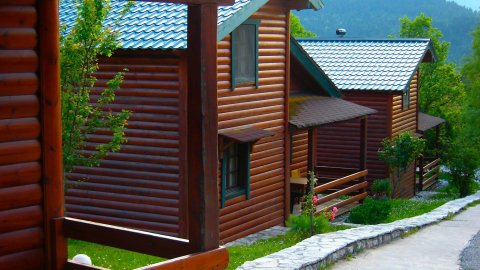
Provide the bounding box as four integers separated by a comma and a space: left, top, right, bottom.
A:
63, 217, 191, 259
187, 4, 220, 252
307, 129, 315, 172
38, 0, 66, 269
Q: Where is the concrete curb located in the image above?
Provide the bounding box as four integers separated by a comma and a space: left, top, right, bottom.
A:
237, 192, 480, 270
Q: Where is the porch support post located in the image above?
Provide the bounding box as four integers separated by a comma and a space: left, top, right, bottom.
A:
435, 125, 440, 153
187, 3, 220, 252
307, 128, 315, 173
359, 117, 368, 201
359, 117, 367, 171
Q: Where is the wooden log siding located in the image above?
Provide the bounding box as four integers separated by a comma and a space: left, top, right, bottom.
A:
65, 54, 187, 237
0, 2, 60, 269
317, 93, 390, 182
390, 72, 419, 198
217, 2, 289, 243
0, 3, 42, 269
290, 129, 309, 177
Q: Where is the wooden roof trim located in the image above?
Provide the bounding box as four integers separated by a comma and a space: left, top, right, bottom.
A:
290, 38, 341, 98
217, 0, 268, 41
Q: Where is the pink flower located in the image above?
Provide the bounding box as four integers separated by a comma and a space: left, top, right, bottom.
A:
332, 207, 338, 213
312, 195, 318, 205
330, 212, 336, 221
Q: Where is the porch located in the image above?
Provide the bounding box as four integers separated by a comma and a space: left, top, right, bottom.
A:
416, 112, 446, 191
289, 95, 376, 215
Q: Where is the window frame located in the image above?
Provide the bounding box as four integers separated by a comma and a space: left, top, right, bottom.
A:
221, 142, 251, 208
231, 19, 260, 90
402, 89, 410, 110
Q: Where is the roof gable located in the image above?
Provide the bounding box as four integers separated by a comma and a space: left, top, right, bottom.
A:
60, 0, 323, 50
296, 38, 436, 92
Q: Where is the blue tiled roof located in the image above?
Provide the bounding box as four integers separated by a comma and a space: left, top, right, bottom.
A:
60, 0, 253, 50
296, 39, 434, 92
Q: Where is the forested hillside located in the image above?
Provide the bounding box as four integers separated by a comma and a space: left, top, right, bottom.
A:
295, 0, 480, 63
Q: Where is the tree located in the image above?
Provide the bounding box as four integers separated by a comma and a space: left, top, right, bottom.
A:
290, 13, 316, 38
399, 13, 466, 157
60, 0, 133, 174
378, 132, 425, 196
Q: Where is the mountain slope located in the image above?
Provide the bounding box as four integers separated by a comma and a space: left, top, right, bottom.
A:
295, 0, 480, 63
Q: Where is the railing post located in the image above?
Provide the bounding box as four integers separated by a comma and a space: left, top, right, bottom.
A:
418, 155, 424, 191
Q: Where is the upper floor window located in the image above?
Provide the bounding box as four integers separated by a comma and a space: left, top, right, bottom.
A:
231, 20, 260, 89
402, 89, 410, 110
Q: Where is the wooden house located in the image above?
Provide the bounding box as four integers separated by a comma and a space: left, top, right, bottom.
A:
60, 0, 340, 245
0, 0, 241, 269
295, 38, 443, 198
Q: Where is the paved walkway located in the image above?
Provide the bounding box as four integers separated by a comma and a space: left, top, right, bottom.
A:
333, 204, 480, 270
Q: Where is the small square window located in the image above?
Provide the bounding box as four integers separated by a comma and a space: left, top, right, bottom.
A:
231, 20, 260, 89
402, 90, 410, 110
221, 142, 250, 207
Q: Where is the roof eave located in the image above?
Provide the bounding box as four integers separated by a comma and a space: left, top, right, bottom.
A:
290, 38, 342, 98
217, 0, 268, 41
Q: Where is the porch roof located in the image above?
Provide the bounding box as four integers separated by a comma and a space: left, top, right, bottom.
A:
289, 95, 377, 129
417, 112, 446, 133
219, 126, 275, 143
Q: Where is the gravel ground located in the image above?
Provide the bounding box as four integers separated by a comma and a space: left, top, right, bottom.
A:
460, 230, 480, 270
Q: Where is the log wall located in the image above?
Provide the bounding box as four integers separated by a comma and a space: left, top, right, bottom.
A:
317, 93, 391, 182
390, 72, 419, 198
66, 53, 188, 237
0, 1, 63, 269
217, 1, 289, 243
290, 130, 308, 177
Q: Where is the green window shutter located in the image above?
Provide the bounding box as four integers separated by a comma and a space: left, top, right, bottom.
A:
245, 143, 251, 200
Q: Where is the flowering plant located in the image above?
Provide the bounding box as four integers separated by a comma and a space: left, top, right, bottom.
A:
330, 207, 338, 221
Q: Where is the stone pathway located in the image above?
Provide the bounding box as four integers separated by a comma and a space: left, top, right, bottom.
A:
237, 191, 480, 270
225, 226, 289, 247
333, 204, 480, 270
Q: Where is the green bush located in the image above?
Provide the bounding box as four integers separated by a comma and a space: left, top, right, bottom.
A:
287, 213, 331, 235
371, 179, 392, 198
348, 197, 392, 224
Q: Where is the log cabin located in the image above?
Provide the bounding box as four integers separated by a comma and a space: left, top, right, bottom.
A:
0, 0, 239, 269
59, 0, 358, 245
295, 38, 444, 198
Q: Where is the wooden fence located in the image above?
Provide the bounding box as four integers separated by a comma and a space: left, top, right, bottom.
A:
312, 167, 368, 215
417, 156, 441, 191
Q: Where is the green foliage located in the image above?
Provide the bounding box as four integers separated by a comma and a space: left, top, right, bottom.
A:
60, 0, 133, 173
287, 213, 331, 236
384, 198, 449, 222
290, 13, 316, 38
348, 197, 392, 224
378, 132, 425, 170
400, 13, 466, 159
371, 179, 392, 198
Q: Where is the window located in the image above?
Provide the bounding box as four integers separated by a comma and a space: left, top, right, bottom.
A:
221, 143, 250, 207
231, 20, 260, 89
402, 89, 410, 110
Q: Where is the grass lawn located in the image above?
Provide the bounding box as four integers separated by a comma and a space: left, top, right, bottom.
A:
384, 198, 451, 223
68, 239, 164, 269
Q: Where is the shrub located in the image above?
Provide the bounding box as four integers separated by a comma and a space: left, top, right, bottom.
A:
287, 213, 331, 236
348, 197, 392, 224
371, 179, 392, 199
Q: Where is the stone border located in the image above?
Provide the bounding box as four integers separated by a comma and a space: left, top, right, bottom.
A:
237, 192, 480, 270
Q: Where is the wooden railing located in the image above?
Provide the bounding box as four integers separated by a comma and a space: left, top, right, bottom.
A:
417, 156, 441, 191
54, 218, 228, 270
312, 168, 368, 215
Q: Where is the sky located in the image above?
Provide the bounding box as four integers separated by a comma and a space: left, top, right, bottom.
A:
450, 0, 480, 10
